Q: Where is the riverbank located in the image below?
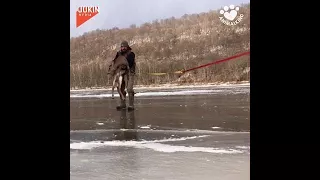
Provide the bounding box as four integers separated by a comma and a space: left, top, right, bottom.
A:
70, 81, 250, 92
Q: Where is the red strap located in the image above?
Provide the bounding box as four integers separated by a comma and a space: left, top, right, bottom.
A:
182, 51, 250, 73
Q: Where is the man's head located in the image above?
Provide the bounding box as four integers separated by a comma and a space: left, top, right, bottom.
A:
120, 41, 130, 52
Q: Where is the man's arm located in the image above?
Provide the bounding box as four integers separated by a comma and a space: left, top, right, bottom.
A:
127, 52, 136, 74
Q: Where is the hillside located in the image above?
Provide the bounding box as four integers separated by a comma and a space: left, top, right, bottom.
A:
70, 3, 250, 89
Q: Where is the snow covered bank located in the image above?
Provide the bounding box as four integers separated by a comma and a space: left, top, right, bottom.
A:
70, 81, 250, 92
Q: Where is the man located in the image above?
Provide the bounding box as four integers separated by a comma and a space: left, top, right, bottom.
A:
109, 41, 136, 111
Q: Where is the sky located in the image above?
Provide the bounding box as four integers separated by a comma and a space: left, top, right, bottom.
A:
70, 0, 250, 37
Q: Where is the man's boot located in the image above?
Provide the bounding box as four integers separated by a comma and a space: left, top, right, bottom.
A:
128, 92, 135, 111
116, 99, 126, 110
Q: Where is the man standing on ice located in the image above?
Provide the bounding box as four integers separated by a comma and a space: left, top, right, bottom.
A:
109, 41, 136, 111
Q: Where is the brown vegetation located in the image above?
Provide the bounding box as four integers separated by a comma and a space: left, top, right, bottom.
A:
70, 3, 250, 89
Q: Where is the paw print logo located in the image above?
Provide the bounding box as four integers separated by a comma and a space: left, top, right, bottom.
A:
220, 5, 240, 21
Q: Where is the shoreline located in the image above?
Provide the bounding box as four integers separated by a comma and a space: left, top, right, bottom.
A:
70, 81, 250, 92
